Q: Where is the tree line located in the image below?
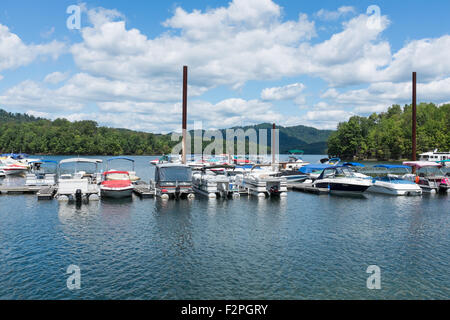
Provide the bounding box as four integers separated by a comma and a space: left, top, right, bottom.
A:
0, 111, 174, 155
327, 103, 450, 160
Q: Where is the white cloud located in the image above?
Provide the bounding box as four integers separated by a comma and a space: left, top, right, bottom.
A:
316, 6, 355, 21
261, 83, 305, 100
44, 71, 69, 84
0, 24, 66, 72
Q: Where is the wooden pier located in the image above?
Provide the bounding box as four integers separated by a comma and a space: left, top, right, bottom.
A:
289, 183, 329, 195
0, 185, 42, 194
133, 184, 155, 198
37, 187, 57, 200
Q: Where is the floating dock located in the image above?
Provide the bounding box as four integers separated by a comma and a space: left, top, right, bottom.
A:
133, 184, 155, 198
0, 185, 42, 194
289, 183, 329, 195
37, 187, 57, 200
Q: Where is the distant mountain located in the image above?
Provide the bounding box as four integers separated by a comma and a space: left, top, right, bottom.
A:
226, 123, 333, 154
0, 108, 333, 155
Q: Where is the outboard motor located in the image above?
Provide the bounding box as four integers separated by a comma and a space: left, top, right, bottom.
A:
75, 189, 82, 204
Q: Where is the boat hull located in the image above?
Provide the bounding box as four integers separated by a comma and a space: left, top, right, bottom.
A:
100, 186, 133, 199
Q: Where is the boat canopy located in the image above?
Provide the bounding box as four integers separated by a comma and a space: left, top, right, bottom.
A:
30, 160, 58, 164
402, 161, 441, 168
343, 162, 365, 167
374, 164, 410, 169
288, 149, 304, 154
299, 163, 336, 173
103, 170, 130, 175
107, 157, 135, 162
59, 158, 103, 164
155, 164, 192, 182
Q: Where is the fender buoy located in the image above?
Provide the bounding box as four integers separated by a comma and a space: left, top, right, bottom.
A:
415, 176, 420, 184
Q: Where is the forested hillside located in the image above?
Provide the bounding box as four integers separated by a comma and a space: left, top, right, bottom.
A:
327, 103, 450, 160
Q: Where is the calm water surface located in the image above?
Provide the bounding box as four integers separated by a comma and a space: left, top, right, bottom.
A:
0, 155, 449, 299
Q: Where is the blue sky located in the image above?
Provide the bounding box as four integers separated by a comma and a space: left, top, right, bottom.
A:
1, 0, 450, 132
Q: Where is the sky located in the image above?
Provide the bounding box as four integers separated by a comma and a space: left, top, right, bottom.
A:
0, 0, 450, 132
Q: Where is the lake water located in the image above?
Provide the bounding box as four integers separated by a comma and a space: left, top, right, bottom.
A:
0, 155, 449, 299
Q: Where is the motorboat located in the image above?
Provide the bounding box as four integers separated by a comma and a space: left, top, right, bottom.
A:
152, 163, 195, 199
368, 165, 422, 196
313, 166, 372, 195
25, 160, 57, 186
1, 153, 41, 168
0, 170, 5, 178
100, 171, 134, 199
279, 155, 310, 171
0, 157, 28, 176
419, 150, 450, 162
320, 157, 341, 165
192, 165, 239, 198
236, 165, 288, 197
56, 158, 102, 203
150, 154, 182, 165
106, 157, 140, 182
403, 161, 449, 194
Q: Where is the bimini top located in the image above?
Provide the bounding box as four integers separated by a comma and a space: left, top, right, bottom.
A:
288, 149, 304, 154
107, 157, 135, 162
403, 161, 442, 168
299, 163, 337, 173
343, 162, 365, 167
156, 163, 190, 168
59, 158, 103, 165
374, 164, 410, 169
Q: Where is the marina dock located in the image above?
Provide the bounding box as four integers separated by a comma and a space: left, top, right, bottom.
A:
133, 183, 155, 198
288, 183, 329, 194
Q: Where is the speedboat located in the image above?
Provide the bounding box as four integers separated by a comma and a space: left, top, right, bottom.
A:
313, 166, 372, 195
106, 157, 140, 182
403, 161, 449, 194
1, 153, 41, 168
368, 165, 422, 196
25, 160, 57, 186
100, 171, 134, 199
152, 163, 195, 199
0, 157, 28, 176
56, 158, 102, 203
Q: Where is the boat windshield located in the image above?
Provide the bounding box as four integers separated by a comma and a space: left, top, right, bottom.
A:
106, 173, 129, 180
417, 166, 445, 177
157, 167, 192, 182
322, 167, 355, 179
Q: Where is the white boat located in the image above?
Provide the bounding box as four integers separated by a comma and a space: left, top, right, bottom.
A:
237, 165, 288, 197
56, 158, 102, 203
25, 160, 57, 186
419, 150, 450, 162
313, 166, 372, 195
0, 170, 5, 178
367, 165, 422, 196
192, 165, 239, 198
106, 157, 140, 182
402, 161, 449, 194
0, 157, 28, 176
152, 163, 195, 199
100, 171, 134, 199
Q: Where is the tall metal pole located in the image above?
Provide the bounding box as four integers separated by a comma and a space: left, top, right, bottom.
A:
412, 72, 417, 162
272, 123, 276, 168
182, 66, 188, 164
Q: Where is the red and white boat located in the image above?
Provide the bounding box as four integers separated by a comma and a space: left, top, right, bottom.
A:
100, 171, 134, 199
0, 158, 28, 176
